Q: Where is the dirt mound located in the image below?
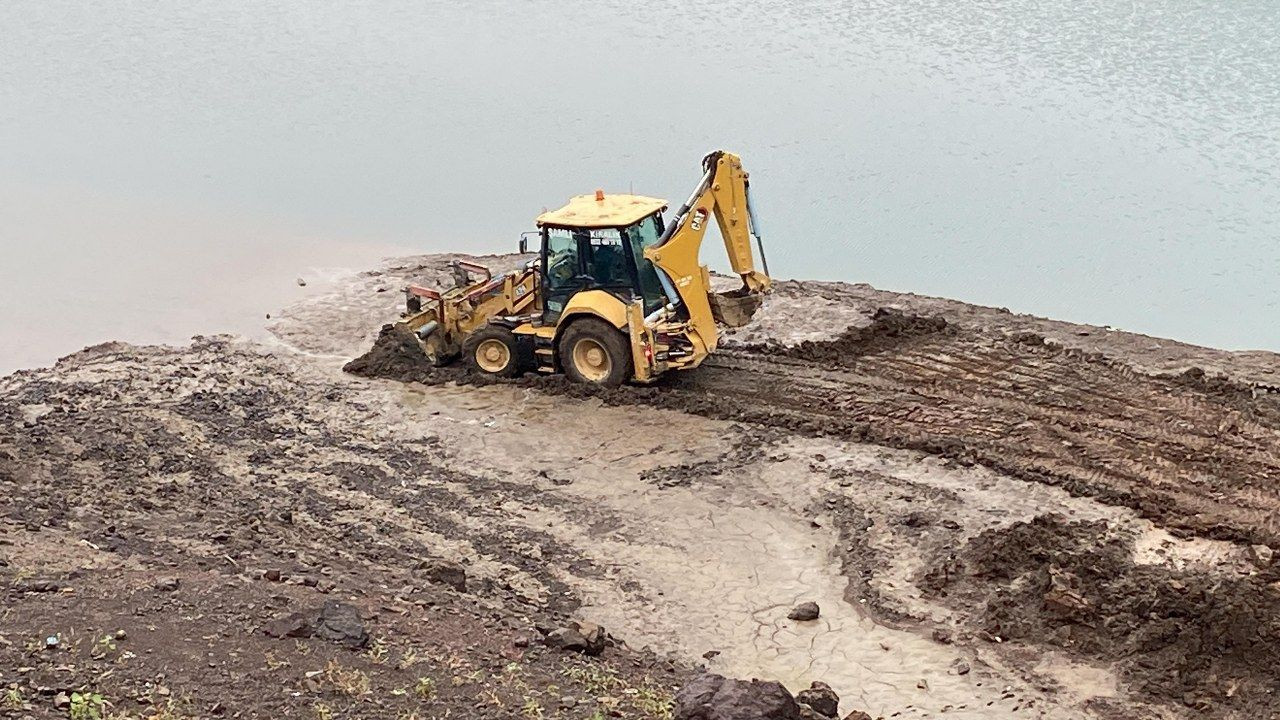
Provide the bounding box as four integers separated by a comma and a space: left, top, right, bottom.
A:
1165, 366, 1280, 425
922, 515, 1280, 715
742, 308, 953, 363
343, 323, 458, 384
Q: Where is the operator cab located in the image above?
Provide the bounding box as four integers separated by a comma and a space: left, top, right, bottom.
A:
530, 192, 670, 324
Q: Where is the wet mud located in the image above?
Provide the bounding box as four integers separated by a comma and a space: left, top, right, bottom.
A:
348, 306, 1280, 549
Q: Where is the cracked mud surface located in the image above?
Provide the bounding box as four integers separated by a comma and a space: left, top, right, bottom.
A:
6, 253, 1280, 719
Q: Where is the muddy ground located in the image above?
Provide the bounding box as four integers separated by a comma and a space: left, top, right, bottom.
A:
4, 254, 1280, 720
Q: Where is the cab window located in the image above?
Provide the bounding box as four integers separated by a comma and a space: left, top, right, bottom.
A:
625, 214, 668, 313
544, 228, 581, 290
586, 230, 630, 287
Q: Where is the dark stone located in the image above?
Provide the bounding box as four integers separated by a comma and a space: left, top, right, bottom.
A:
262, 601, 368, 648
314, 601, 369, 648
788, 601, 820, 621
796, 681, 839, 717
673, 673, 801, 720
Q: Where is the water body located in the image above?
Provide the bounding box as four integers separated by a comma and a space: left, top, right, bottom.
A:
3, 0, 1277, 372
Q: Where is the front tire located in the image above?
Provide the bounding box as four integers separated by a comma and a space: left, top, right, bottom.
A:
559, 318, 632, 387
463, 325, 521, 378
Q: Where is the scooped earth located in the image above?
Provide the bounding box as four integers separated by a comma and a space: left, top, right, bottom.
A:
4, 253, 1280, 720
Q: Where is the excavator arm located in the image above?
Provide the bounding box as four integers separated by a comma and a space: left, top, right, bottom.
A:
644, 150, 772, 357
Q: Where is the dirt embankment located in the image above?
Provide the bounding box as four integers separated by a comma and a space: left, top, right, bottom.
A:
922, 515, 1280, 713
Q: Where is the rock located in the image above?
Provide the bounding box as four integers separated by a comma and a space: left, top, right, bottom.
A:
153, 577, 180, 592
951, 658, 971, 676
262, 569, 282, 582
314, 601, 369, 648
931, 628, 953, 644
796, 681, 839, 717
262, 601, 368, 648
545, 620, 607, 656
674, 673, 802, 720
842, 712, 873, 720
799, 707, 825, 720
788, 601, 820, 621
416, 559, 466, 592
296, 277, 307, 287
1250, 544, 1274, 567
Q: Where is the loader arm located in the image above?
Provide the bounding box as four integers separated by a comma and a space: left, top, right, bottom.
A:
644, 150, 772, 355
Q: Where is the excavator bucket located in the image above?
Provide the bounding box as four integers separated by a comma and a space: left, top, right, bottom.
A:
709, 289, 764, 328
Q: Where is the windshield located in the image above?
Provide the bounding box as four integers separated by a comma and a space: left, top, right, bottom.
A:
624, 213, 668, 314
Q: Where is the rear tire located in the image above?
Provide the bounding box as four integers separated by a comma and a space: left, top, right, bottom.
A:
559, 317, 632, 387
463, 326, 521, 378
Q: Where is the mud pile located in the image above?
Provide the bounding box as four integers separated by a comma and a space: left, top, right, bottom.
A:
743, 308, 953, 363
342, 322, 450, 383
923, 514, 1280, 715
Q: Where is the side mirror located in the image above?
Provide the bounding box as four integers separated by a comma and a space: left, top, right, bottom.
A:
519, 231, 538, 255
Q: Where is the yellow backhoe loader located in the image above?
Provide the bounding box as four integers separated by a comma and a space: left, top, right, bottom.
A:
398, 150, 772, 386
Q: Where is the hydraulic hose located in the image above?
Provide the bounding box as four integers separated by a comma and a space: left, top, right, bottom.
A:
744, 184, 770, 279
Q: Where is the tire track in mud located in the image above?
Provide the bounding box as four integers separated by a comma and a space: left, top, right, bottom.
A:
682, 337, 1280, 549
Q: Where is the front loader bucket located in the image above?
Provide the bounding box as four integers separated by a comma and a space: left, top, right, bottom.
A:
709, 290, 764, 328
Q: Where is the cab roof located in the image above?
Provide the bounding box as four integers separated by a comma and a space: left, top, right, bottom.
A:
536, 193, 667, 229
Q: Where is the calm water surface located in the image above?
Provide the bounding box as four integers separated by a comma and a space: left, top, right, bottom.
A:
3, 1, 1278, 372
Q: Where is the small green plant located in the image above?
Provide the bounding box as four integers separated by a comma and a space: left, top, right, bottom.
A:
324, 659, 370, 696
520, 696, 544, 719
91, 635, 117, 658
413, 676, 436, 700
4, 687, 23, 710
365, 637, 389, 664
397, 647, 421, 670
633, 684, 674, 720
69, 691, 105, 720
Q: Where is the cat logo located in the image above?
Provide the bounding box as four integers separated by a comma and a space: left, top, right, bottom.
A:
690, 207, 709, 231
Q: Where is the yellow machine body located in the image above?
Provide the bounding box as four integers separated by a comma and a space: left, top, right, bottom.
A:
396, 150, 772, 386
